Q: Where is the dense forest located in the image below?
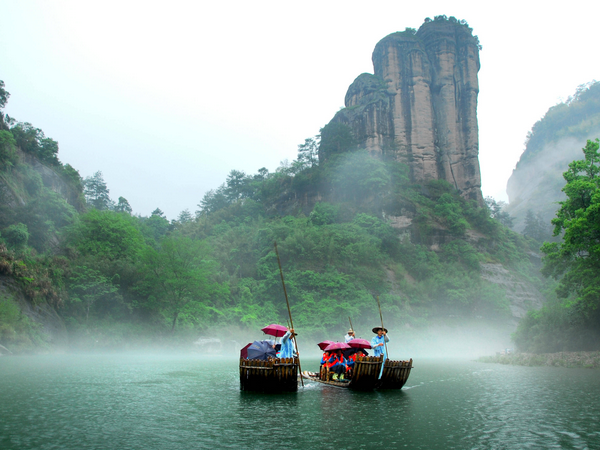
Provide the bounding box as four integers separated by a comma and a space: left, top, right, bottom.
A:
513, 138, 600, 352
0, 78, 591, 355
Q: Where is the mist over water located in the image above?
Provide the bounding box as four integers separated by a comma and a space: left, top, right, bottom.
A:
1, 352, 599, 450
235, 319, 514, 360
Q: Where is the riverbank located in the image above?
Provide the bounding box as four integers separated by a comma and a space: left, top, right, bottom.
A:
478, 351, 600, 368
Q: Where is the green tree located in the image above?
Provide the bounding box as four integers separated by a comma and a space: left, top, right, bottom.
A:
0, 80, 9, 109
541, 139, 600, 315
10, 122, 59, 165
114, 197, 132, 214
138, 236, 222, 331
297, 136, 320, 169
176, 209, 193, 224
142, 208, 170, 242
225, 170, 250, 202
485, 196, 514, 228
83, 171, 112, 210
68, 266, 121, 322
318, 122, 356, 162
197, 186, 229, 216
0, 130, 17, 169
68, 209, 145, 261
523, 209, 549, 242
2, 223, 29, 250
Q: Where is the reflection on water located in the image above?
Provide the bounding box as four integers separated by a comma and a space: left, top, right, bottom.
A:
0, 354, 599, 449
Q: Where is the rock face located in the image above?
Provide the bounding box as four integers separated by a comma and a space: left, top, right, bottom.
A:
480, 263, 544, 324
321, 18, 483, 203
506, 81, 600, 231
506, 136, 591, 232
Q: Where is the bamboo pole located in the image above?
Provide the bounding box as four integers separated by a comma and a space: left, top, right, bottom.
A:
376, 296, 389, 360
274, 241, 304, 387
348, 316, 354, 334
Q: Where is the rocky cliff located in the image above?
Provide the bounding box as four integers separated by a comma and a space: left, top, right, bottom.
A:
320, 17, 483, 203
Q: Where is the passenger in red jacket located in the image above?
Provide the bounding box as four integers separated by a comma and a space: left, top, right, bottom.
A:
328, 350, 348, 381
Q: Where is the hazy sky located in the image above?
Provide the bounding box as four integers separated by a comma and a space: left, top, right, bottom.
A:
2, 0, 598, 219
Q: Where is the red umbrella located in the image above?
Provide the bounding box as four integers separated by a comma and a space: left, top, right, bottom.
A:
324, 342, 351, 352
240, 342, 252, 359
347, 339, 372, 349
317, 340, 335, 351
261, 324, 289, 337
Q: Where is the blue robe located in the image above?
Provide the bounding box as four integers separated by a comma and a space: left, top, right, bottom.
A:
278, 331, 296, 358
371, 334, 389, 378
371, 334, 389, 358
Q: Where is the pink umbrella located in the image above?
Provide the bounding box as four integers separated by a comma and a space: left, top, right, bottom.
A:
261, 324, 289, 337
317, 340, 335, 351
324, 342, 351, 352
347, 339, 372, 349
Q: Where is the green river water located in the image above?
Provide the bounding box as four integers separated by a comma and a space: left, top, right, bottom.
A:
1, 353, 599, 449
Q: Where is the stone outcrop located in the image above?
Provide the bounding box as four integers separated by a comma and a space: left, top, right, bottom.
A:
321, 17, 483, 203
480, 263, 544, 324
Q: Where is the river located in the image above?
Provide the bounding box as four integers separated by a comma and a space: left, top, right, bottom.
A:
1, 353, 599, 449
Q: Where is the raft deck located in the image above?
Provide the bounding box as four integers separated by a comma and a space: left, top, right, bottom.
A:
302, 355, 383, 391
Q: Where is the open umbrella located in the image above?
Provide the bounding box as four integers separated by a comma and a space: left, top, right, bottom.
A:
261, 324, 289, 337
240, 342, 252, 359
246, 340, 277, 361
343, 347, 369, 358
317, 340, 335, 351
324, 342, 351, 352
348, 338, 372, 349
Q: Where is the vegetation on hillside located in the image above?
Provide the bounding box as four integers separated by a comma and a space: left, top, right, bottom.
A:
518, 81, 600, 167
0, 80, 543, 353
513, 140, 600, 352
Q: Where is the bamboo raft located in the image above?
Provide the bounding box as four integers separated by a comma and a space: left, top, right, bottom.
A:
239, 357, 299, 392
302, 356, 413, 391
377, 358, 413, 389
302, 355, 384, 391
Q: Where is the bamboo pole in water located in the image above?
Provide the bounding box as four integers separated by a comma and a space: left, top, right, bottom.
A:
274, 241, 303, 387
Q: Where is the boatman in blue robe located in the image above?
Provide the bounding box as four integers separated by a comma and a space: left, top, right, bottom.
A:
278, 328, 298, 358
344, 329, 355, 343
371, 327, 389, 378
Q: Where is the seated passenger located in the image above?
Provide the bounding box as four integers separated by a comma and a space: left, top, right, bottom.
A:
347, 349, 367, 372
320, 351, 330, 366
328, 349, 348, 381
320, 351, 330, 378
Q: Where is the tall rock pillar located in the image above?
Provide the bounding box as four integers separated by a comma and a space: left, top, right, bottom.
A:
320, 17, 483, 204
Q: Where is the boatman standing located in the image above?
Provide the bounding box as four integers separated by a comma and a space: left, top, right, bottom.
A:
278, 328, 298, 358
371, 327, 389, 378
344, 329, 355, 343
371, 327, 389, 359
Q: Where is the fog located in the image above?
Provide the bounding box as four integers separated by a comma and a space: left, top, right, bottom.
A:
506, 131, 600, 231
2, 1, 599, 218
202, 318, 515, 361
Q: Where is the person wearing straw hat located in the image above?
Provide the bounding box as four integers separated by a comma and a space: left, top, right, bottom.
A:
344, 329, 355, 343
371, 327, 389, 358
278, 328, 298, 358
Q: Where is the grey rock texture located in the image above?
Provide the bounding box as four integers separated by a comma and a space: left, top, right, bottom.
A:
322, 19, 483, 203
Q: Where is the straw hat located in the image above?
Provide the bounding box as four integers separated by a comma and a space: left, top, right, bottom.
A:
372, 326, 388, 333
